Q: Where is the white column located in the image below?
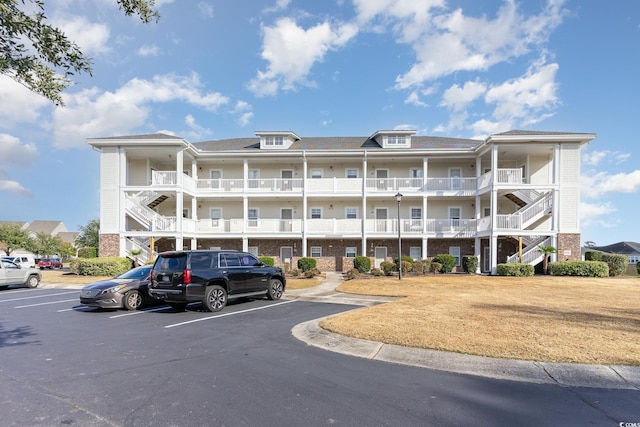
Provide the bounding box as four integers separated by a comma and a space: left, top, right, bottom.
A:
361, 154, 367, 256
302, 154, 308, 257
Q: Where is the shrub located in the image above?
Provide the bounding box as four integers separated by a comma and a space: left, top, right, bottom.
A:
401, 260, 412, 275
432, 254, 456, 273
77, 247, 97, 258
496, 263, 534, 276
412, 260, 425, 275
462, 256, 478, 274
259, 256, 274, 266
304, 270, 316, 278
283, 262, 290, 272
380, 261, 395, 275
431, 262, 442, 273
353, 256, 371, 273
371, 267, 384, 276
601, 254, 629, 277
290, 269, 300, 277
70, 257, 132, 276
297, 257, 317, 272
548, 261, 609, 277
394, 256, 414, 267
584, 251, 603, 261
637, 262, 640, 275
345, 268, 359, 280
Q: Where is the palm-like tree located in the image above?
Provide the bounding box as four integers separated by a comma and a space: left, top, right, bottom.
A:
538, 245, 557, 275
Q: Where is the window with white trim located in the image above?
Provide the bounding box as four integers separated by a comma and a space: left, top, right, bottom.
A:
346, 247, 357, 258
387, 135, 406, 145
310, 246, 322, 258
410, 247, 421, 260
310, 169, 323, 179
310, 208, 322, 219
265, 136, 284, 146
345, 207, 358, 219
346, 168, 358, 178
410, 168, 422, 178
248, 208, 259, 227
449, 246, 461, 266
210, 208, 222, 227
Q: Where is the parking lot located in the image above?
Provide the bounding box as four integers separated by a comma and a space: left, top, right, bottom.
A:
2, 286, 639, 426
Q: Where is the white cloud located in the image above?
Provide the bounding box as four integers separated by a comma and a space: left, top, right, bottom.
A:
404, 91, 428, 107
53, 73, 230, 148
579, 201, 617, 228
0, 179, 33, 197
0, 134, 39, 167
184, 114, 212, 139
138, 44, 161, 56
53, 15, 111, 56
581, 170, 640, 199
441, 80, 487, 111
582, 150, 630, 166
248, 17, 358, 96
233, 101, 253, 127
0, 76, 50, 128
198, 2, 214, 18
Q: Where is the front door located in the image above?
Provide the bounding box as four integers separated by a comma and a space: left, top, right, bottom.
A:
375, 208, 388, 232
376, 169, 389, 190
281, 208, 293, 232
281, 170, 293, 191
449, 167, 462, 190
483, 246, 490, 272
374, 247, 387, 269
280, 247, 293, 271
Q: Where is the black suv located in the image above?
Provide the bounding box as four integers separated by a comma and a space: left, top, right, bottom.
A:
149, 250, 286, 312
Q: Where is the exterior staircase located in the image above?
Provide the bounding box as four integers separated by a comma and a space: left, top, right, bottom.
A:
125, 193, 176, 232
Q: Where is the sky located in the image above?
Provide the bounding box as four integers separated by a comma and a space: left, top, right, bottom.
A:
1, 0, 639, 247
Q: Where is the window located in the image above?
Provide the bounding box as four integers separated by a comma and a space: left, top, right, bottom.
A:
248, 246, 258, 257
346, 168, 358, 178
182, 208, 190, 218
310, 247, 322, 258
410, 247, 421, 260
410, 207, 422, 230
248, 169, 260, 179
449, 207, 461, 227
248, 208, 258, 227
265, 136, 284, 146
410, 168, 423, 178
449, 247, 461, 266
310, 169, 323, 179
410, 207, 422, 220
387, 135, 406, 145
310, 208, 322, 219
346, 247, 357, 258
346, 207, 358, 219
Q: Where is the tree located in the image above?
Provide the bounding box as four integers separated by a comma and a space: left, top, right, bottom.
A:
0, 223, 29, 255
1, 0, 159, 106
27, 232, 64, 256
76, 219, 100, 249
537, 245, 557, 275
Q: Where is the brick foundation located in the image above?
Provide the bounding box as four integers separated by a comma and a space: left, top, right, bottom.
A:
557, 233, 581, 261
99, 234, 120, 257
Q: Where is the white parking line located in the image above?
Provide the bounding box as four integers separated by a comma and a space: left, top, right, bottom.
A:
164, 300, 297, 329
15, 299, 78, 309
109, 306, 171, 318
0, 291, 78, 303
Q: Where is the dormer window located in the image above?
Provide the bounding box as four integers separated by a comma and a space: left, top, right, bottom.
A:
256, 131, 300, 150
370, 130, 415, 148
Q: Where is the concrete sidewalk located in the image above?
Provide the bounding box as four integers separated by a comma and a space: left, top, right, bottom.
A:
285, 272, 640, 390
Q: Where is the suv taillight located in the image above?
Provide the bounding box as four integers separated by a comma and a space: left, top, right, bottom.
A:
183, 269, 191, 284
149, 269, 153, 282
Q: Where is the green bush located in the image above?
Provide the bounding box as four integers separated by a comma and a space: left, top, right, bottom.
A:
69, 257, 132, 276
353, 256, 371, 273
77, 247, 97, 258
380, 261, 395, 275
412, 260, 425, 275
584, 251, 603, 261
431, 262, 442, 273
601, 254, 629, 276
462, 256, 478, 274
371, 267, 384, 276
259, 256, 274, 266
548, 261, 609, 277
393, 255, 414, 267
637, 262, 640, 275
401, 260, 412, 275
496, 263, 534, 276
432, 254, 456, 273
297, 257, 317, 272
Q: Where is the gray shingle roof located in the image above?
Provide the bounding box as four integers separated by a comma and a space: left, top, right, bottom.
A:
590, 242, 640, 255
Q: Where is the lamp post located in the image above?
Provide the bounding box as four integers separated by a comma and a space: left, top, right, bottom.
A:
395, 192, 403, 280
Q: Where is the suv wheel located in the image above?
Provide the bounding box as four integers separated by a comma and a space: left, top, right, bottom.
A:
26, 275, 40, 288
203, 285, 227, 312
266, 278, 284, 300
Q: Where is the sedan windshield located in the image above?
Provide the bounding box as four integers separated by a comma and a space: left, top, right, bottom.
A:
117, 266, 152, 280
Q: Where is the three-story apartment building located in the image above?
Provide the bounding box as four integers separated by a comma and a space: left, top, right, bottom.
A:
88, 129, 594, 274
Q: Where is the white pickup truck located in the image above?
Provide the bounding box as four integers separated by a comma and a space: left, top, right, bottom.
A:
0, 259, 41, 289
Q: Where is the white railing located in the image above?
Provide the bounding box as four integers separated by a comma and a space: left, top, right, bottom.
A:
125, 197, 155, 228
196, 219, 304, 233
507, 236, 552, 264
247, 178, 303, 192
477, 171, 492, 190
495, 215, 521, 230
496, 168, 523, 184
125, 237, 150, 261
519, 193, 552, 228
306, 219, 362, 234
152, 170, 176, 185
307, 178, 362, 193
424, 177, 476, 192
365, 177, 423, 192
197, 179, 245, 192
425, 219, 477, 236
153, 216, 176, 231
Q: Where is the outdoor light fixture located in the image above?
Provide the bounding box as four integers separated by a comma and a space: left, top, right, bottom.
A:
395, 192, 403, 280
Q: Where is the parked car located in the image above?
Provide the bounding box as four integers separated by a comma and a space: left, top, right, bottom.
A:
2, 254, 36, 269
38, 258, 63, 269
79, 265, 154, 310
148, 250, 286, 312
0, 259, 41, 289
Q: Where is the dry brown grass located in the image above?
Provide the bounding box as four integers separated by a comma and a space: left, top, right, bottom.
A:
320, 275, 640, 366
40, 269, 111, 285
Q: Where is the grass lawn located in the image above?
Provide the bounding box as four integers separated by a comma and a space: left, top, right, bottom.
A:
320, 274, 640, 366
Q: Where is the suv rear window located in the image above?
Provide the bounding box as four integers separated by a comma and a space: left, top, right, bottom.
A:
190, 252, 217, 269
156, 253, 187, 271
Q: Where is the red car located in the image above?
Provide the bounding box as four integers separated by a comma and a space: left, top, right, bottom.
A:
38, 258, 63, 269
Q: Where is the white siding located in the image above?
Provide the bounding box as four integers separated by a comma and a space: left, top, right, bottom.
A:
100, 148, 120, 232
558, 144, 581, 232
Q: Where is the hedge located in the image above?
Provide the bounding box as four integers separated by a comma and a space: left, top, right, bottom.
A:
258, 256, 274, 266
462, 256, 478, 274
297, 257, 317, 272
69, 257, 132, 276
601, 254, 629, 276
548, 260, 609, 277
77, 247, 98, 258
496, 263, 534, 276
353, 256, 371, 273
584, 251, 603, 261
432, 254, 456, 273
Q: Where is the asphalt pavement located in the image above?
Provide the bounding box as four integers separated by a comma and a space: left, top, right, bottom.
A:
42, 272, 640, 390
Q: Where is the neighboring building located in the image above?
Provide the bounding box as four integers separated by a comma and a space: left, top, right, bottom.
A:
587, 242, 640, 264
88, 129, 595, 274
25, 220, 68, 237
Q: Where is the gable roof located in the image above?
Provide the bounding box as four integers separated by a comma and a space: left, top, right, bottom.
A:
589, 241, 640, 255
26, 220, 67, 235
